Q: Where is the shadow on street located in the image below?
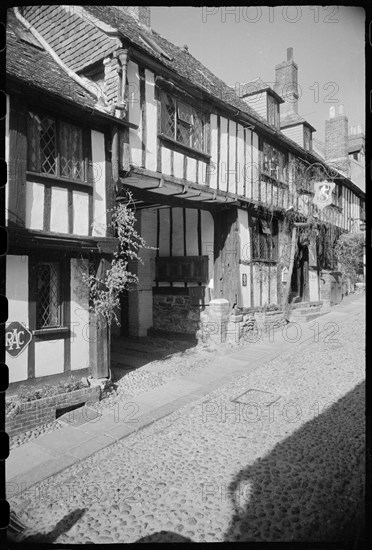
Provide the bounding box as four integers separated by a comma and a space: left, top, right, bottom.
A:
224, 381, 365, 543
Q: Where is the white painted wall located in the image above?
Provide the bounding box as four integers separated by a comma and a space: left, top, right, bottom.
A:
70, 258, 90, 371
238, 209, 251, 307
34, 340, 64, 377
50, 187, 68, 233
210, 114, 218, 189
25, 181, 44, 230
145, 69, 157, 172
72, 190, 89, 235
228, 120, 237, 193
91, 130, 106, 237
201, 210, 214, 290
127, 60, 142, 168
173, 151, 183, 179
6, 255, 29, 383
219, 117, 228, 191
236, 124, 245, 196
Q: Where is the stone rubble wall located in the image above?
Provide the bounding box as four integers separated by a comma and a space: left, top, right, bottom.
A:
153, 294, 204, 334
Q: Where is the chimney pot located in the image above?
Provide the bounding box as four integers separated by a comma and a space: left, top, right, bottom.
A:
287, 47, 293, 61
338, 104, 344, 116
329, 106, 335, 119
357, 123, 362, 133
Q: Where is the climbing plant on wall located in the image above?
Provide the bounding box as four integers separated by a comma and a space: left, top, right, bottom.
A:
82, 191, 153, 326
334, 231, 365, 286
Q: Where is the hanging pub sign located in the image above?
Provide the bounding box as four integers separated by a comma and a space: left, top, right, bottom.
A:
313, 181, 335, 210
6, 321, 33, 358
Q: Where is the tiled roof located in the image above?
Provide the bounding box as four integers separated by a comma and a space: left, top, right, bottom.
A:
18, 6, 120, 73
238, 77, 284, 103
280, 111, 316, 131
84, 6, 278, 131
6, 10, 97, 110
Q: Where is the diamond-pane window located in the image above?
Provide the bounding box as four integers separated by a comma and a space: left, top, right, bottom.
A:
262, 141, 287, 182
59, 121, 84, 180
28, 112, 85, 181
28, 113, 57, 174
36, 263, 61, 329
251, 218, 278, 262
160, 91, 207, 153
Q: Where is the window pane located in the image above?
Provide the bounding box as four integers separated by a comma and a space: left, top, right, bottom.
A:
28, 113, 57, 174
59, 121, 84, 180
161, 93, 176, 138
177, 101, 193, 124
192, 111, 204, 151
36, 263, 60, 328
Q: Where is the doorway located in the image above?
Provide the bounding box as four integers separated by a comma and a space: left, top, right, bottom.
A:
290, 244, 310, 302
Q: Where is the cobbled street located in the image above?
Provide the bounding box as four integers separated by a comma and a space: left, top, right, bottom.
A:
9, 305, 365, 543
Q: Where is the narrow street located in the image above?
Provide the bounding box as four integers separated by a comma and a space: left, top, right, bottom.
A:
9, 297, 365, 543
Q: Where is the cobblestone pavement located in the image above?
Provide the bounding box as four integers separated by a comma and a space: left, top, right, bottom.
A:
9, 309, 365, 543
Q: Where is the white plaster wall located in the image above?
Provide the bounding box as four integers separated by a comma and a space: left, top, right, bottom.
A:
70, 258, 90, 371
6, 255, 29, 383
198, 161, 207, 186
173, 151, 183, 179
186, 157, 197, 183
228, 120, 237, 193
127, 60, 142, 168
161, 147, 171, 176
145, 69, 157, 172
309, 269, 319, 302
34, 340, 64, 377
201, 210, 214, 290
209, 114, 218, 189
72, 190, 89, 235
236, 124, 245, 196
25, 181, 44, 230
219, 117, 228, 191
91, 130, 106, 237
245, 129, 253, 199
50, 187, 68, 233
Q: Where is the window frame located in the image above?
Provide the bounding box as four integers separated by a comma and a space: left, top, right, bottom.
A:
35, 260, 63, 330
261, 140, 288, 184
27, 110, 89, 185
160, 90, 208, 155
251, 216, 279, 263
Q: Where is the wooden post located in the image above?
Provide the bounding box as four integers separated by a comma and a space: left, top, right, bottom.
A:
283, 225, 297, 320
89, 258, 111, 379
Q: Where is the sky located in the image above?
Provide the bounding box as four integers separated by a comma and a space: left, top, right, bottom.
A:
151, 6, 365, 142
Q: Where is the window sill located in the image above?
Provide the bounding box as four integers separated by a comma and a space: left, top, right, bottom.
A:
260, 172, 288, 188
33, 327, 70, 340
27, 171, 92, 189
240, 259, 277, 265
158, 133, 211, 162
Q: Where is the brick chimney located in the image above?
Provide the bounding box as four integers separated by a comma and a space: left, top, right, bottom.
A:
117, 6, 151, 29
325, 104, 350, 176
274, 47, 299, 117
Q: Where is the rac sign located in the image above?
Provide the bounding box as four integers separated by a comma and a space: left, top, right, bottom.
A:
5, 321, 33, 358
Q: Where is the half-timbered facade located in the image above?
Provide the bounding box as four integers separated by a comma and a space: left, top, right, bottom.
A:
8, 6, 365, 352
5, 10, 131, 383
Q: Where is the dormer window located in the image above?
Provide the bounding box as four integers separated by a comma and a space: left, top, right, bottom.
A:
267, 94, 280, 128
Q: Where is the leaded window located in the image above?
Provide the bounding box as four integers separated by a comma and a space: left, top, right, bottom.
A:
251, 217, 278, 262
160, 91, 207, 153
36, 262, 61, 329
28, 112, 85, 181
262, 141, 287, 182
